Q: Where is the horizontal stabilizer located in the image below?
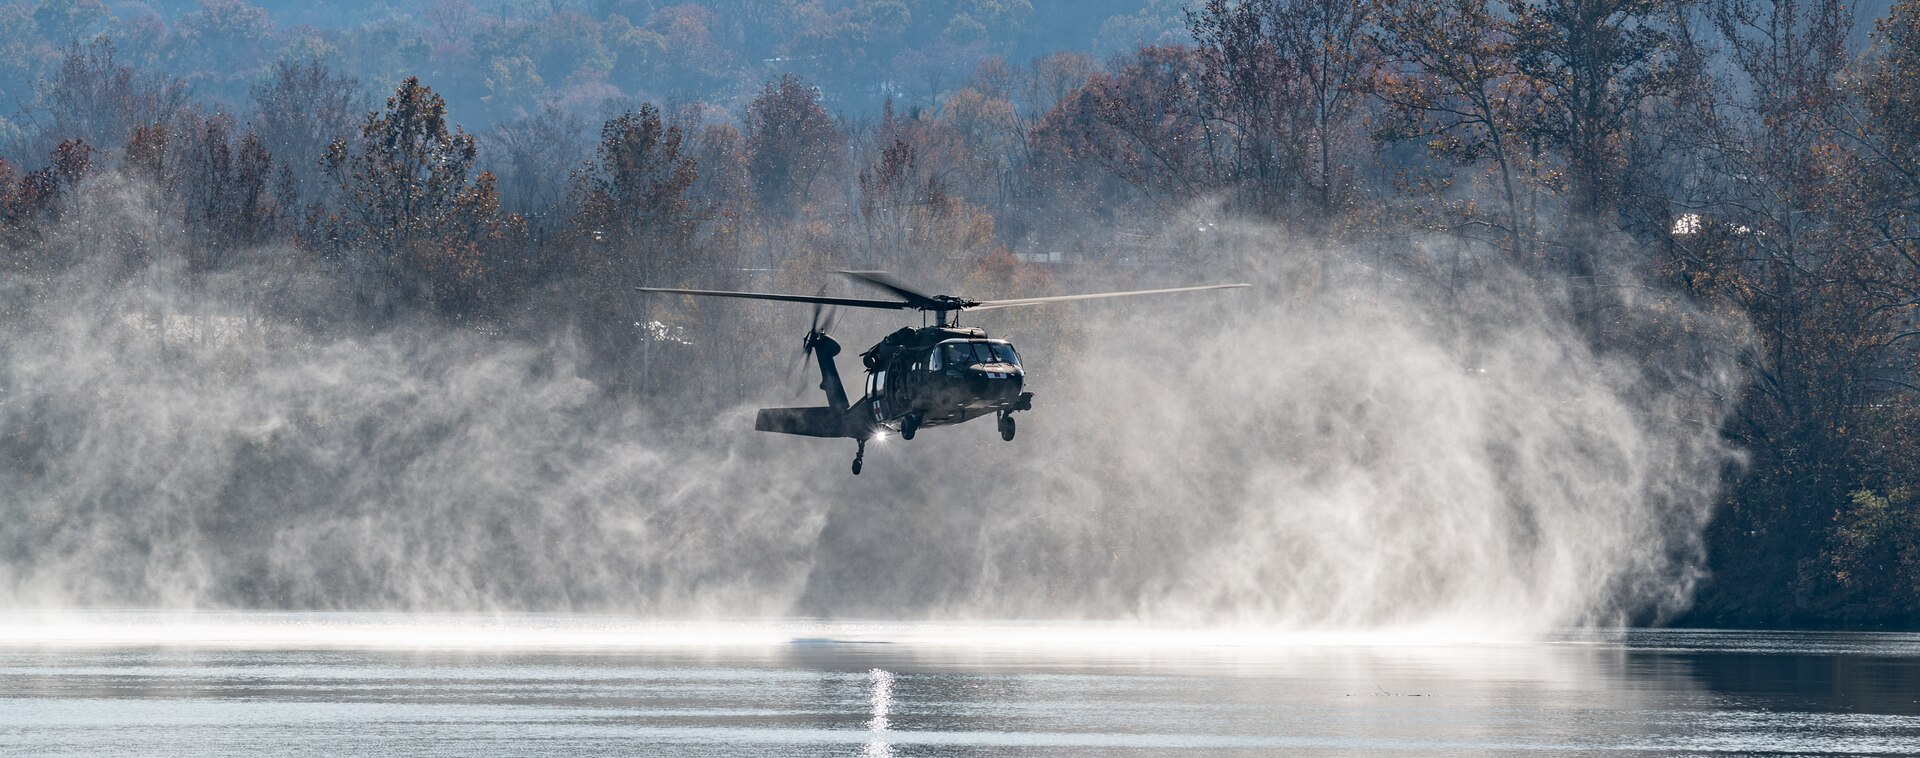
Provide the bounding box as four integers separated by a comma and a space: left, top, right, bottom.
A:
755, 407, 845, 438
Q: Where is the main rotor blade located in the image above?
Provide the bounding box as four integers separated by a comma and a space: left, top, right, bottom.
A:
636, 286, 912, 311
968, 283, 1251, 311
838, 271, 940, 308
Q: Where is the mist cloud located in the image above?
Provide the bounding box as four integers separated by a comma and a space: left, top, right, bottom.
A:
0, 175, 1742, 632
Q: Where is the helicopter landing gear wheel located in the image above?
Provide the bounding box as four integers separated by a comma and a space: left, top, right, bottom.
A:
852, 439, 866, 475
901, 413, 920, 440
998, 413, 1016, 441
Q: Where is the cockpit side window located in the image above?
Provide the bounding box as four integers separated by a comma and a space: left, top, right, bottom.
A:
990, 343, 1020, 365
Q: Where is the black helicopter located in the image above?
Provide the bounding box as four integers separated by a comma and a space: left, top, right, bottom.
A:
638, 271, 1246, 474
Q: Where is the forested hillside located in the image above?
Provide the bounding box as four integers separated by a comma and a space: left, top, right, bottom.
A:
0, 0, 1188, 132
4, 0, 1920, 626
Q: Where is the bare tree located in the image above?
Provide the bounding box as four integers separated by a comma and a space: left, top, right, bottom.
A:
480, 103, 588, 231
32, 40, 186, 162
249, 57, 365, 207
1372, 0, 1544, 264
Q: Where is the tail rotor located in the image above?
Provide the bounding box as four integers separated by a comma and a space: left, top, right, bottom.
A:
792, 292, 839, 394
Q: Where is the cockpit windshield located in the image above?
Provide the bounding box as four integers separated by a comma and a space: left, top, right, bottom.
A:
941, 341, 1020, 367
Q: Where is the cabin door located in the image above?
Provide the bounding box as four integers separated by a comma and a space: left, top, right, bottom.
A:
893, 356, 917, 411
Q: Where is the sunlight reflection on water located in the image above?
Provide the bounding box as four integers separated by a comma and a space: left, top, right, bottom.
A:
864, 667, 894, 757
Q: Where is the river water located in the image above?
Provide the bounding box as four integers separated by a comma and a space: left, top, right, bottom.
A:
0, 612, 1916, 756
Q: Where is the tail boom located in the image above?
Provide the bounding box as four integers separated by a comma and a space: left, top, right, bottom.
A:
754, 407, 849, 438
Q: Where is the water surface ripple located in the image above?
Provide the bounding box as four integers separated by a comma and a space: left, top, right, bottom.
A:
0, 613, 1916, 756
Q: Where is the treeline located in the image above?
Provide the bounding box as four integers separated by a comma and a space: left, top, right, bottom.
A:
0, 0, 1187, 132
4, 0, 1920, 626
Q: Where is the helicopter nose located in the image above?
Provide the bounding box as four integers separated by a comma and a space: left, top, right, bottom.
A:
966, 363, 1022, 379
965, 365, 1024, 396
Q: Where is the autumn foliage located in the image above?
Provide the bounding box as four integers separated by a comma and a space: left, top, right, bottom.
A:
6, 0, 1920, 625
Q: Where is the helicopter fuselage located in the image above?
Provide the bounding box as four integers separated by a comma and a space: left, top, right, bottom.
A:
855, 326, 1032, 436
749, 325, 1033, 445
